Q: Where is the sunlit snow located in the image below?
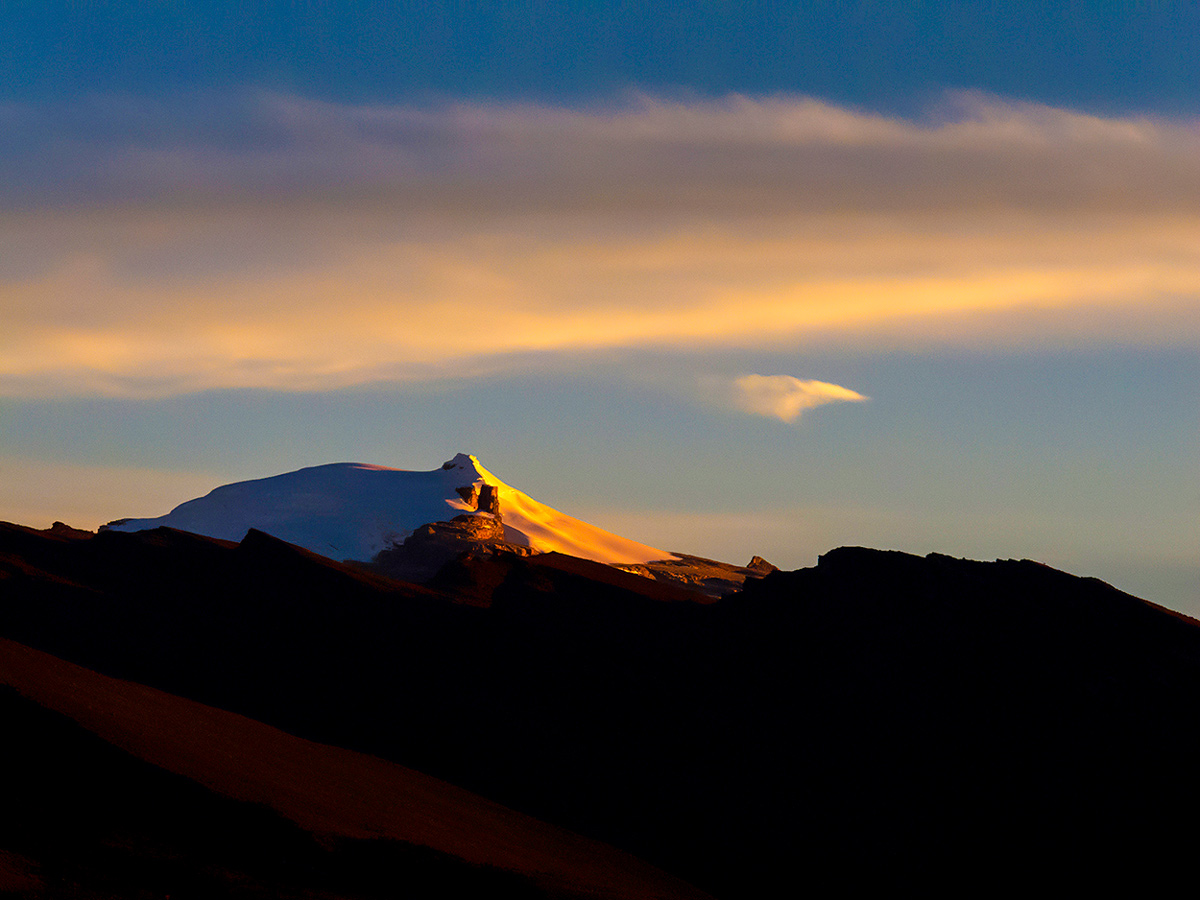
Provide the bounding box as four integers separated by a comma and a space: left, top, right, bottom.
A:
106, 453, 672, 566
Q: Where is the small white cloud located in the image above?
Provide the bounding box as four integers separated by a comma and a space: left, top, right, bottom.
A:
732, 374, 867, 422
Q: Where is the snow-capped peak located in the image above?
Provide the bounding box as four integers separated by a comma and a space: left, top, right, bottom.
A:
441, 452, 479, 473
105, 454, 672, 567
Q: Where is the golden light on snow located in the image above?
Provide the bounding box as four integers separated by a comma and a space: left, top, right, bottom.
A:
103, 453, 674, 566
467, 456, 673, 564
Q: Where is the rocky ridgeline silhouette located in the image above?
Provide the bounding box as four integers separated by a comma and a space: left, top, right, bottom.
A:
2, 520, 1199, 895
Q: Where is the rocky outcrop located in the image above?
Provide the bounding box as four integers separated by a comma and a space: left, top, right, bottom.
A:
478, 484, 501, 515
369, 489, 536, 584
47, 521, 94, 540
746, 555, 778, 574
409, 513, 505, 545
372, 513, 502, 582
624, 553, 783, 599
611, 563, 652, 578
634, 553, 772, 600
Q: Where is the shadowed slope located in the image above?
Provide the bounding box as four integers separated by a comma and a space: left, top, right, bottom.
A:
0, 680, 539, 900
0, 637, 711, 900
7, 521, 1200, 894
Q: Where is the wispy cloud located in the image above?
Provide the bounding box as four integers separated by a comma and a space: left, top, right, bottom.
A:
2, 91, 1199, 397
731, 375, 867, 422
5, 90, 1198, 214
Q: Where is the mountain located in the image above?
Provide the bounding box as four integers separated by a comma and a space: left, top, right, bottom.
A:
104, 453, 672, 567
0, 634, 710, 900
4, 519, 1200, 894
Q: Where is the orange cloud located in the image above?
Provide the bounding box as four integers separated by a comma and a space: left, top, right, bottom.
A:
2, 92, 1199, 397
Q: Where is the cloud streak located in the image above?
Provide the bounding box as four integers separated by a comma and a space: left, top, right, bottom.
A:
2, 91, 1199, 396
5, 91, 1199, 215
731, 375, 867, 422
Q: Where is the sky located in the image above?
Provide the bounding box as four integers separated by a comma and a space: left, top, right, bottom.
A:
2, 3, 1197, 612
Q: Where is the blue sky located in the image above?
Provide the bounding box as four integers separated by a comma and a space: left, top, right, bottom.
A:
2, 3, 1197, 611
5, 3, 1200, 113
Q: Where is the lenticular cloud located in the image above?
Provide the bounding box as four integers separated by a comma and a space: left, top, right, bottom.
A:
733, 374, 867, 422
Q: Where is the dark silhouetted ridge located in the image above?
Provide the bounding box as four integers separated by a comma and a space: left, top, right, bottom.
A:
0, 636, 711, 899
4, 522, 1200, 894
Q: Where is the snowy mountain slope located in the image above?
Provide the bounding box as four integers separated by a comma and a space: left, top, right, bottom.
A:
105, 453, 672, 566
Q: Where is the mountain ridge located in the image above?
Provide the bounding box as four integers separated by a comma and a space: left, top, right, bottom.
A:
5, 518, 1200, 893
104, 453, 674, 567
0, 633, 712, 900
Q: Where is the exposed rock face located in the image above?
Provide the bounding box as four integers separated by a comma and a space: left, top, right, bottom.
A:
746, 555, 778, 574
611, 563, 652, 578
637, 553, 775, 600
478, 484, 501, 515
372, 514, 502, 582
47, 522, 94, 540
415, 513, 505, 544
368, 489, 533, 584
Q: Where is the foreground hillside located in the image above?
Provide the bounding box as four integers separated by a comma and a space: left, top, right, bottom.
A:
4, 520, 1200, 894
0, 636, 708, 900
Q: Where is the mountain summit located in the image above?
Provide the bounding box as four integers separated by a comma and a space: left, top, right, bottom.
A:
104, 453, 672, 566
